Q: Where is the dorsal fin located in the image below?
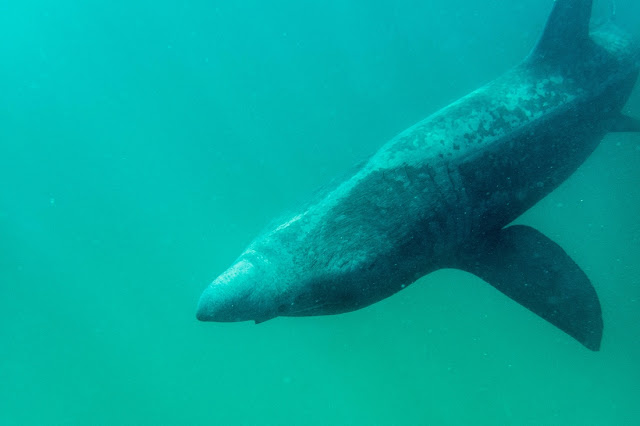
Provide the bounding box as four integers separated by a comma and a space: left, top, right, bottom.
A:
527, 0, 594, 62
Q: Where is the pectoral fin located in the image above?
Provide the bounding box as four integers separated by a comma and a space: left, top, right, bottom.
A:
608, 113, 640, 132
456, 225, 603, 351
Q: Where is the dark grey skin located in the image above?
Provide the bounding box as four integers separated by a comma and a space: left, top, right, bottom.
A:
197, 0, 640, 350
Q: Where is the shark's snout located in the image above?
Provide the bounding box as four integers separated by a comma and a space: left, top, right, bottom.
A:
196, 287, 249, 322
196, 259, 255, 322
196, 257, 278, 323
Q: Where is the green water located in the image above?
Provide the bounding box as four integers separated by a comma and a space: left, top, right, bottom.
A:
1, 1, 639, 424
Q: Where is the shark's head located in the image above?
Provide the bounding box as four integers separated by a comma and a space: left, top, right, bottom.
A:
196, 249, 282, 323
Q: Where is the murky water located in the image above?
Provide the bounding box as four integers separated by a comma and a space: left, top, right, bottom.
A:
1, 1, 639, 424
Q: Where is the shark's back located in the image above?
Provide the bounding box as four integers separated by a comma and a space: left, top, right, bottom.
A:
276, 8, 640, 294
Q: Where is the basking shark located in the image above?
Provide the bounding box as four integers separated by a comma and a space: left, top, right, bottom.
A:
197, 0, 640, 350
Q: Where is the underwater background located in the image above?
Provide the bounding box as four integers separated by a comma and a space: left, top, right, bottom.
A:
1, 0, 640, 424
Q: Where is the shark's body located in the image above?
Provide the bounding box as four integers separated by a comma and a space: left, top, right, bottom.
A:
197, 0, 640, 350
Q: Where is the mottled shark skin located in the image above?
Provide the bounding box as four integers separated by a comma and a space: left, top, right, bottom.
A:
197, 0, 640, 350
